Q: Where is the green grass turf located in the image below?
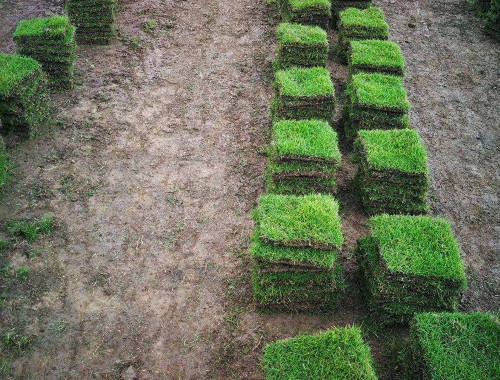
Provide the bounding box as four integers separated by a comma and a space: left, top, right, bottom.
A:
272, 119, 341, 162
254, 193, 343, 249
0, 54, 40, 97
356, 129, 428, 174
370, 215, 467, 284
339, 6, 388, 30
349, 40, 405, 69
277, 23, 328, 46
14, 15, 71, 39
350, 73, 409, 111
288, 0, 331, 10
408, 312, 500, 380
0, 137, 8, 193
262, 326, 378, 380
275, 67, 335, 97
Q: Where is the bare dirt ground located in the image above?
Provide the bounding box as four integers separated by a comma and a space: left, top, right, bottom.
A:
0, 0, 498, 379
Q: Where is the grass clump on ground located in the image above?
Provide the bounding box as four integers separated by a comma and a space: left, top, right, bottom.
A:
343, 73, 409, 141
278, 0, 332, 29
404, 312, 500, 380
0, 54, 50, 137
354, 129, 429, 215
262, 326, 378, 379
337, 6, 389, 62
66, 0, 117, 44
251, 193, 344, 311
14, 16, 76, 89
272, 67, 336, 123
267, 119, 341, 195
356, 215, 467, 325
5, 215, 55, 242
0, 137, 8, 195
275, 23, 329, 69
348, 40, 405, 76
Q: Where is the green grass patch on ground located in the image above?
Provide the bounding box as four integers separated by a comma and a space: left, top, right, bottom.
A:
405, 312, 500, 380
5, 215, 55, 242
349, 39, 405, 76
262, 326, 378, 379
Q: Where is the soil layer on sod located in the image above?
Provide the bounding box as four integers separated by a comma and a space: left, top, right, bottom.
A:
267, 119, 341, 195
14, 15, 76, 88
348, 39, 405, 77
356, 215, 467, 325
262, 326, 378, 379
405, 312, 500, 380
278, 0, 332, 29
0, 53, 50, 136
337, 6, 389, 62
275, 23, 329, 69
66, 0, 116, 44
354, 129, 429, 215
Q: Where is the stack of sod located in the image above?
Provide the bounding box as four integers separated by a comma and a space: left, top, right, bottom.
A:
278, 0, 332, 29
356, 215, 467, 325
404, 312, 500, 380
272, 67, 336, 123
337, 7, 389, 62
66, 0, 116, 44
0, 136, 7, 194
14, 16, 76, 89
0, 54, 50, 136
354, 129, 429, 215
348, 40, 405, 77
343, 73, 409, 141
275, 23, 329, 69
266, 119, 341, 195
262, 326, 379, 379
251, 194, 344, 311
331, 0, 373, 25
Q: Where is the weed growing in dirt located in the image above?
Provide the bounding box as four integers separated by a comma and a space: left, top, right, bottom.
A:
16, 267, 30, 281
5, 214, 55, 242
2, 330, 33, 354
143, 19, 157, 33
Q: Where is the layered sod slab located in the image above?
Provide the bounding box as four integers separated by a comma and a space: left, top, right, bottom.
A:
356, 215, 467, 325
354, 129, 429, 215
405, 312, 500, 380
0, 54, 50, 136
349, 40, 405, 76
275, 23, 329, 69
337, 6, 389, 62
267, 119, 341, 194
343, 72, 409, 141
14, 15, 76, 88
262, 326, 378, 380
278, 0, 332, 29
66, 0, 117, 44
272, 67, 336, 123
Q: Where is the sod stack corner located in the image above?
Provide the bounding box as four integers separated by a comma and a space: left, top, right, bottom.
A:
267, 119, 341, 195
337, 6, 389, 62
356, 215, 467, 325
272, 67, 336, 123
14, 15, 77, 89
348, 40, 405, 77
354, 129, 429, 215
262, 326, 378, 380
251, 193, 344, 311
66, 0, 116, 44
0, 136, 7, 194
343, 72, 409, 141
405, 312, 500, 380
275, 23, 329, 69
0, 54, 50, 136
331, 0, 373, 26
278, 0, 332, 29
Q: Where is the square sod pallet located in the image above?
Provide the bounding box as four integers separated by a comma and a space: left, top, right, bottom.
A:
66, 0, 117, 44
354, 129, 429, 215
262, 326, 379, 379
348, 40, 405, 77
337, 6, 389, 62
331, 0, 373, 26
14, 15, 76, 89
278, 0, 332, 29
266, 119, 341, 195
0, 136, 7, 194
343, 72, 409, 141
0, 54, 50, 137
405, 312, 499, 380
272, 67, 336, 123
356, 215, 467, 325
275, 23, 329, 69
252, 193, 344, 311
